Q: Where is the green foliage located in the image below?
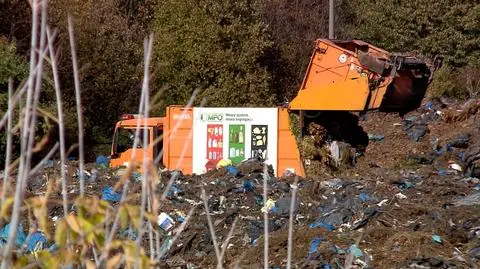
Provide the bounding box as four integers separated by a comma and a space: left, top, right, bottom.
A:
259, 0, 329, 100
429, 61, 480, 99
152, 0, 277, 113
0, 37, 27, 118
288, 113, 301, 140
49, 0, 147, 150
0, 37, 27, 168
10, 195, 154, 268
340, 0, 480, 66
428, 65, 464, 99
0, 37, 27, 87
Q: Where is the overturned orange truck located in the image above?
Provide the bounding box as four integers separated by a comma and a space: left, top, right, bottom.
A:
110, 39, 439, 176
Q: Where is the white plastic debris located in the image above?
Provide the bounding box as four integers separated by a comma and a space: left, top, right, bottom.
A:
261, 199, 276, 213
377, 199, 389, 206
395, 193, 407, 199
449, 163, 463, 172
157, 212, 175, 231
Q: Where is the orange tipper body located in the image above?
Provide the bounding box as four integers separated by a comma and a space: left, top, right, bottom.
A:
289, 39, 432, 114
110, 107, 305, 177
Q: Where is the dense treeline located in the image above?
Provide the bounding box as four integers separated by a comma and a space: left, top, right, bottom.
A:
0, 0, 479, 162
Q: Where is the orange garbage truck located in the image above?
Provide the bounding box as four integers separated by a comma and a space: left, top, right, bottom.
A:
110, 106, 305, 177
110, 39, 439, 176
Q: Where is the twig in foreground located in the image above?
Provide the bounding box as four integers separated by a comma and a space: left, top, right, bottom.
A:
201, 189, 221, 266
286, 177, 299, 269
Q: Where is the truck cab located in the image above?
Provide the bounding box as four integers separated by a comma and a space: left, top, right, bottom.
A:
110, 114, 164, 169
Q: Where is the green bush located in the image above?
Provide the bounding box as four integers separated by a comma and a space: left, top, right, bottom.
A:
429, 62, 480, 99
428, 65, 465, 99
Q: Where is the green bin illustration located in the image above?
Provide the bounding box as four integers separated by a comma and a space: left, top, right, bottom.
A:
228, 124, 245, 164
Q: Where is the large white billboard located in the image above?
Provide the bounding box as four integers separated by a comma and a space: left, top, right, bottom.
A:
192, 108, 278, 175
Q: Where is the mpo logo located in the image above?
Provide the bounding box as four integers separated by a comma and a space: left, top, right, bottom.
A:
200, 113, 224, 122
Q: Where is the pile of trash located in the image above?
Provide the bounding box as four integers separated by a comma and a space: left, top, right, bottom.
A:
2, 98, 480, 268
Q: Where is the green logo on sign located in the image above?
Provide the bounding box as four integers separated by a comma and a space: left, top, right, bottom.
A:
200, 113, 224, 122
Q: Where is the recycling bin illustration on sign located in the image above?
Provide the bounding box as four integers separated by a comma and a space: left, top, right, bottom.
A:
229, 124, 245, 164
192, 107, 278, 175
205, 124, 223, 171
251, 125, 267, 160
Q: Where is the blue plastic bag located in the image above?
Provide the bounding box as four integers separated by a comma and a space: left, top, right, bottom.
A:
27, 231, 47, 252
0, 223, 27, 247
167, 184, 183, 197
101, 186, 121, 202
226, 166, 239, 177
96, 155, 109, 167
309, 220, 335, 231
307, 237, 323, 258
243, 180, 254, 192
348, 244, 363, 258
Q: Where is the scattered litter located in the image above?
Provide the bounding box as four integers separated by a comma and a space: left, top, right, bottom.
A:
359, 192, 376, 203
226, 165, 239, 177
167, 184, 183, 197
174, 210, 187, 223
377, 199, 389, 207
307, 237, 323, 258
272, 197, 298, 218
90, 168, 99, 181
453, 193, 480, 206
368, 134, 384, 141
432, 235, 443, 244
348, 244, 363, 258
448, 133, 471, 149
75, 169, 92, 180
403, 121, 429, 142
329, 141, 355, 166
131, 171, 142, 181
26, 232, 48, 253
309, 220, 335, 231
392, 180, 414, 189
438, 169, 448, 176
242, 180, 254, 192
7, 101, 480, 268
231, 180, 255, 193
0, 223, 26, 247
158, 213, 175, 231
101, 186, 121, 202
261, 199, 276, 213
216, 159, 232, 169
449, 163, 463, 172
320, 178, 344, 189
469, 247, 480, 260
95, 155, 109, 167
160, 235, 171, 254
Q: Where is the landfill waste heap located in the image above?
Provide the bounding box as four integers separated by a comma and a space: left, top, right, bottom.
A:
2, 97, 480, 268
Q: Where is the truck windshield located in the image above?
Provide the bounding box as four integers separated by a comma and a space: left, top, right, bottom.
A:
114, 127, 150, 154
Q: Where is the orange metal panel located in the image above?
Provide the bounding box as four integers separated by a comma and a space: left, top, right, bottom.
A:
368, 79, 392, 109
164, 106, 193, 174
276, 108, 305, 177
290, 39, 395, 112
289, 77, 370, 110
